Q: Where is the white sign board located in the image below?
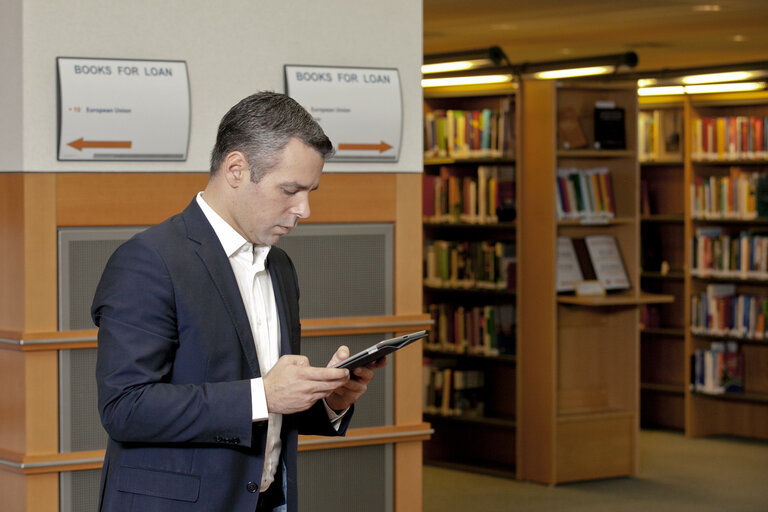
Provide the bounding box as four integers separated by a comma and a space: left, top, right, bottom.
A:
285, 65, 402, 164
57, 57, 190, 161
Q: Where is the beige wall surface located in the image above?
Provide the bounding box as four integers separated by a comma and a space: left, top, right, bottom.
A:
1, 0, 422, 173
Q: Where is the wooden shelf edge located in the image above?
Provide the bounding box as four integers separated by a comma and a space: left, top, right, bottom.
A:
641, 382, 685, 395
299, 423, 433, 451
424, 412, 516, 429
0, 314, 434, 350
278, 314, 433, 337
558, 292, 674, 307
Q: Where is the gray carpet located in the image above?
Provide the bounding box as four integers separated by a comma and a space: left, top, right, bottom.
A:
424, 429, 768, 511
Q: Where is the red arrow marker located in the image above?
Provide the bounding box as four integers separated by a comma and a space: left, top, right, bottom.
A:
338, 141, 393, 153
67, 138, 132, 151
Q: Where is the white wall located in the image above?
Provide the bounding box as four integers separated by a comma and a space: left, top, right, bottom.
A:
4, 0, 422, 172
0, 0, 23, 170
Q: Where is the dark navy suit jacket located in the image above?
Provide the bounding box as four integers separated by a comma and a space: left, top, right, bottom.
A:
92, 199, 350, 512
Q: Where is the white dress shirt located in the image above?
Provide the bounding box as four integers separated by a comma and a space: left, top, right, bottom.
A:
196, 193, 345, 493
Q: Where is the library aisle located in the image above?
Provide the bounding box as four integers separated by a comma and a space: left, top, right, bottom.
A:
423, 429, 768, 512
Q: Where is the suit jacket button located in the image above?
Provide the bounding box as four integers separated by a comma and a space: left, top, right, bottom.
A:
247, 482, 258, 493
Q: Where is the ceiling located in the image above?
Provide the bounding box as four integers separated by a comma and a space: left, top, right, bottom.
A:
423, 0, 768, 75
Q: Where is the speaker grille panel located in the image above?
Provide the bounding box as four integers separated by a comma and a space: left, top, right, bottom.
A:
60, 469, 100, 512
301, 333, 393, 428
59, 227, 146, 330
60, 348, 107, 452
276, 224, 393, 318
298, 444, 392, 512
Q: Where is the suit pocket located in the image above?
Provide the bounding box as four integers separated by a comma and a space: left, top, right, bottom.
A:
117, 466, 200, 502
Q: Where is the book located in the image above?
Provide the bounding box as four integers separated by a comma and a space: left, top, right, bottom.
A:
583, 235, 630, 290
557, 106, 588, 149
556, 237, 584, 292
594, 106, 626, 150
556, 235, 630, 292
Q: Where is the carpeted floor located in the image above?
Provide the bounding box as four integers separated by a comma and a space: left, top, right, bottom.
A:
423, 429, 768, 512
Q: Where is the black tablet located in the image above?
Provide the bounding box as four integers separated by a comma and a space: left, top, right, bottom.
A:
333, 330, 429, 370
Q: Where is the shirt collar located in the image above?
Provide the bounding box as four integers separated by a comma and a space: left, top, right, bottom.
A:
196, 192, 271, 268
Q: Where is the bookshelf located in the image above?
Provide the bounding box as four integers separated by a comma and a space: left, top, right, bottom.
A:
421, 90, 519, 476
638, 97, 687, 430
517, 79, 671, 484
685, 91, 768, 440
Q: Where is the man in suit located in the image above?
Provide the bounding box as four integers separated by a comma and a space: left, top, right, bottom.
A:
92, 91, 383, 512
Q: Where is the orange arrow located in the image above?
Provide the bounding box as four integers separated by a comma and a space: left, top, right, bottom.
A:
338, 141, 393, 153
68, 138, 132, 151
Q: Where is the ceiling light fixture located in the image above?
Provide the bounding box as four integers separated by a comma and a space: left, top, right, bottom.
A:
519, 51, 638, 80
422, 46, 508, 75
682, 71, 755, 84
421, 74, 514, 88
638, 82, 767, 96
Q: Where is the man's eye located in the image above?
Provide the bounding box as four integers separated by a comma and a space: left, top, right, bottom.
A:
282, 188, 298, 196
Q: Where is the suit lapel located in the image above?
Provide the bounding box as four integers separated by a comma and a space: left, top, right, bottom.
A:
267, 253, 295, 357
181, 200, 262, 378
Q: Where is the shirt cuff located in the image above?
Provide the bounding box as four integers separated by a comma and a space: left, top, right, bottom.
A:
251, 378, 269, 422
323, 399, 349, 431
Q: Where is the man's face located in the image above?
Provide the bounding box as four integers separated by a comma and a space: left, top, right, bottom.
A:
230, 137, 324, 246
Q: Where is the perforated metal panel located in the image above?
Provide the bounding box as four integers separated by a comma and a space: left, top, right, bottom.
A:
298, 444, 392, 512
276, 223, 394, 318
59, 348, 107, 452
58, 227, 146, 330
60, 469, 100, 512
301, 333, 393, 428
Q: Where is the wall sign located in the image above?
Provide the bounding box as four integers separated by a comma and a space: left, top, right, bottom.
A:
284, 65, 402, 163
57, 57, 190, 161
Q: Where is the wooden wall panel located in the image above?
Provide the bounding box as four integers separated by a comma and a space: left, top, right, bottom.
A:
0, 174, 25, 332
56, 172, 398, 226
0, 350, 26, 453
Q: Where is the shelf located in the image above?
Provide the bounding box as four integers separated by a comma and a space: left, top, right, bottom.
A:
423, 221, 516, 231
691, 159, 768, 166
557, 292, 673, 307
640, 159, 684, 166
690, 273, 768, 283
424, 156, 517, 166
557, 149, 636, 159
557, 216, 635, 227
641, 327, 685, 337
691, 217, 768, 225
641, 382, 685, 395
641, 213, 684, 223
641, 270, 685, 280
689, 332, 768, 346
424, 349, 516, 364
424, 412, 516, 430
691, 391, 768, 405
424, 285, 516, 298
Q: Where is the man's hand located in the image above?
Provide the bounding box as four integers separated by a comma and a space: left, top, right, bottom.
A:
324, 345, 387, 412
263, 355, 350, 415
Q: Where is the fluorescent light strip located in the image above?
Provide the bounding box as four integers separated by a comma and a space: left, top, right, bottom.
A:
421, 59, 490, 74
684, 81, 765, 94
682, 71, 755, 84
421, 74, 513, 88
534, 66, 614, 79
638, 86, 686, 96
638, 81, 767, 96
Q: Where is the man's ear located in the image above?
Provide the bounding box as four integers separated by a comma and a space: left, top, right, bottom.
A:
222, 151, 250, 188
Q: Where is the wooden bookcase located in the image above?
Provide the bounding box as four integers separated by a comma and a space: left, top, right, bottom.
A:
638, 97, 687, 430
421, 90, 519, 477
684, 91, 768, 440
516, 79, 671, 485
